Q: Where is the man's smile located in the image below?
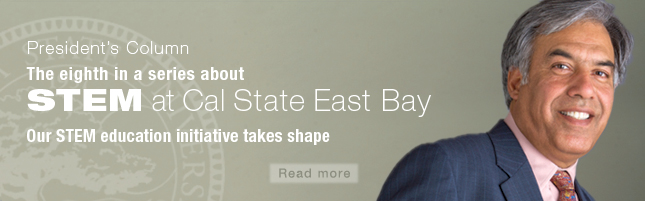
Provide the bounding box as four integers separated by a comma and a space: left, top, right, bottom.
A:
559, 111, 591, 120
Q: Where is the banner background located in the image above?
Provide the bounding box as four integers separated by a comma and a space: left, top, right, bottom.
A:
0, 1, 642, 200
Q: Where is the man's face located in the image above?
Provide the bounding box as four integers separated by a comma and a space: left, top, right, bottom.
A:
508, 20, 615, 167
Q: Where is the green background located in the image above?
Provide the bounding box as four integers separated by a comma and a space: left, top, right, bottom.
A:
0, 0, 643, 200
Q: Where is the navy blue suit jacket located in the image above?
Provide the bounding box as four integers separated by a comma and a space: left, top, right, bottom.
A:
377, 120, 595, 201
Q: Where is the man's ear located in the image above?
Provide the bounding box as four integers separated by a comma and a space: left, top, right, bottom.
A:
507, 67, 523, 100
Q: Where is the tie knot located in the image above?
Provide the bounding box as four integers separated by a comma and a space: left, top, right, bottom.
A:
551, 170, 574, 191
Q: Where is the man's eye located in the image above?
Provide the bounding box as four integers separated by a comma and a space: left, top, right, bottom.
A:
595, 71, 609, 78
554, 64, 570, 70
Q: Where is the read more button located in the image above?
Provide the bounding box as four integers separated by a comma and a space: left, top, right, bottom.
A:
270, 164, 358, 183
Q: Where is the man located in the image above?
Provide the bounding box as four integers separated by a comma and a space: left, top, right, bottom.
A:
377, 0, 633, 200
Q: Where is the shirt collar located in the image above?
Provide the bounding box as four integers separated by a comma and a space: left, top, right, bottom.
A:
504, 113, 577, 187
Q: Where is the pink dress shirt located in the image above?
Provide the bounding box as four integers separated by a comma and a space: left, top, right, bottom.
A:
504, 113, 578, 201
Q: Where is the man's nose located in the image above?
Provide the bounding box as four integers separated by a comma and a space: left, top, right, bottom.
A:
567, 71, 595, 100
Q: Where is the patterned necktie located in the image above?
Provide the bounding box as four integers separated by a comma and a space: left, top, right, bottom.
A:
551, 170, 576, 201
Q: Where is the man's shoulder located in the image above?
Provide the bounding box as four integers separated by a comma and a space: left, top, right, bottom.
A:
377, 130, 509, 201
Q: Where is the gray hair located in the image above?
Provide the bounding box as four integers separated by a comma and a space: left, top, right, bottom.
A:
501, 0, 634, 107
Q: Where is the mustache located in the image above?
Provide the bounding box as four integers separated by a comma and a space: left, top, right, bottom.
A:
557, 97, 601, 114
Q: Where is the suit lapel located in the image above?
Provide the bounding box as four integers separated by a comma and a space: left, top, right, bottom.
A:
488, 120, 543, 201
